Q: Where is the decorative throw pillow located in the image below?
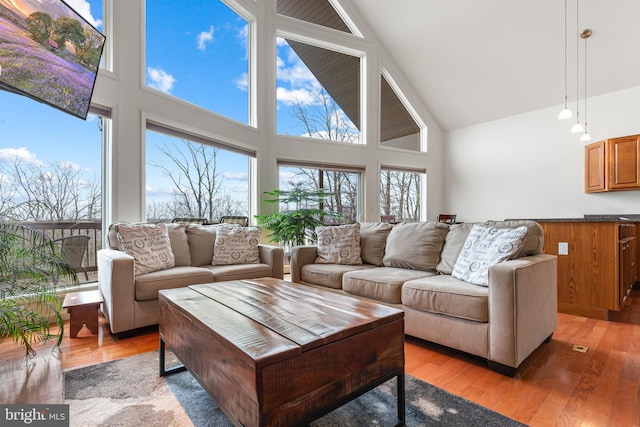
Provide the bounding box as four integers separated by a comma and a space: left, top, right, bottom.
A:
212, 225, 261, 265
115, 222, 175, 276
315, 223, 362, 265
451, 225, 528, 286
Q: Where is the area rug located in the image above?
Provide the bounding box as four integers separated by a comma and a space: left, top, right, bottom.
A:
64, 350, 527, 426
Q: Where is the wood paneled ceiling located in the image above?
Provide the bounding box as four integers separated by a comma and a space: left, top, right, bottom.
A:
278, 0, 419, 142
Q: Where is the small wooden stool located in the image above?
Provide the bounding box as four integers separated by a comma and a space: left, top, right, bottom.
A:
62, 290, 104, 338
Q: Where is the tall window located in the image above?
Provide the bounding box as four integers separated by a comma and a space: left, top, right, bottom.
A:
145, 0, 250, 125
278, 163, 362, 223
380, 73, 422, 151
380, 167, 424, 222
145, 126, 252, 223
276, 36, 362, 143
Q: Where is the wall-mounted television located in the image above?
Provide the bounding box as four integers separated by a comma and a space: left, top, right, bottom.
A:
0, 0, 105, 120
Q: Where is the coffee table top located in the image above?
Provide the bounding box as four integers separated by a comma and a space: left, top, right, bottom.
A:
159, 277, 403, 368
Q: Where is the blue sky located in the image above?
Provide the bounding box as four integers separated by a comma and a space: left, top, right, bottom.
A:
0, 0, 351, 214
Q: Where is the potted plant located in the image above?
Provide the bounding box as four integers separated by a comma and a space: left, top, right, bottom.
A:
255, 184, 342, 256
0, 222, 78, 359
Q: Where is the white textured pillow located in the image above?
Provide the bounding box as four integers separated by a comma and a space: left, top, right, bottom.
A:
452, 225, 527, 286
115, 222, 175, 276
212, 225, 261, 265
315, 223, 362, 265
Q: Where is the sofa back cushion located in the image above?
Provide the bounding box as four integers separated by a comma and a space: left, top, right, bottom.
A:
165, 223, 191, 266
114, 222, 175, 276
186, 224, 217, 266
315, 223, 362, 265
359, 222, 393, 266
382, 222, 449, 271
436, 223, 474, 275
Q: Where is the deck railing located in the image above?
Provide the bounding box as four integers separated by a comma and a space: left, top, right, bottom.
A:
16, 221, 102, 283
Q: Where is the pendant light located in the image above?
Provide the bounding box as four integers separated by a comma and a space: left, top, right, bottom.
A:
558, 0, 572, 120
580, 29, 592, 142
571, 0, 584, 133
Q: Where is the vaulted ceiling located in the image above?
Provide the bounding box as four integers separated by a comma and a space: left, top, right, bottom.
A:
350, 0, 640, 131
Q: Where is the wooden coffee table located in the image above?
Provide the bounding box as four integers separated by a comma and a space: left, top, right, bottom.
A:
158, 277, 405, 427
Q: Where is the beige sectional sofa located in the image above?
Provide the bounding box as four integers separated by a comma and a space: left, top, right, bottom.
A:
98, 222, 284, 335
290, 220, 557, 376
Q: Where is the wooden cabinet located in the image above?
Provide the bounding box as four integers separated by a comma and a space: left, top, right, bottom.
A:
585, 135, 640, 193
618, 224, 637, 307
540, 221, 639, 320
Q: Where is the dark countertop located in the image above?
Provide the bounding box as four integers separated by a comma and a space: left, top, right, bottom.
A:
506, 214, 640, 223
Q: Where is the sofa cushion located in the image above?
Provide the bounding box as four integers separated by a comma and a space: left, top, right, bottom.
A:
135, 266, 214, 301
343, 267, 436, 304
301, 263, 376, 289
382, 222, 449, 271
402, 275, 489, 323
359, 222, 393, 266
436, 223, 474, 274
212, 225, 261, 265
115, 222, 175, 276
165, 223, 191, 266
452, 225, 527, 286
315, 223, 362, 265
201, 264, 274, 282
186, 224, 217, 266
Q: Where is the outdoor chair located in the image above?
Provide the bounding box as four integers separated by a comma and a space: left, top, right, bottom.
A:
437, 214, 457, 224
380, 215, 397, 224
171, 217, 208, 225
220, 215, 249, 227
53, 235, 91, 281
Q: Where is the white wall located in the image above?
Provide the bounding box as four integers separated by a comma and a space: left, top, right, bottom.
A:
445, 85, 640, 223
92, 0, 445, 224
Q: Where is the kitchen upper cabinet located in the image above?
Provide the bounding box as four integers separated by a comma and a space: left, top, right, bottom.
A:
585, 134, 640, 193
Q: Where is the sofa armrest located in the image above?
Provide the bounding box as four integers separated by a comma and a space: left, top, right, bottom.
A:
487, 254, 558, 369
97, 248, 135, 334
290, 245, 318, 283
258, 244, 285, 279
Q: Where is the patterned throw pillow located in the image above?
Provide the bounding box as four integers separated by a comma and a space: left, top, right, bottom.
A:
452, 225, 527, 286
315, 223, 362, 265
212, 225, 261, 265
115, 222, 176, 276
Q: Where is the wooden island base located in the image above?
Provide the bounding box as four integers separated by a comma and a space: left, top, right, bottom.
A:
159, 278, 405, 427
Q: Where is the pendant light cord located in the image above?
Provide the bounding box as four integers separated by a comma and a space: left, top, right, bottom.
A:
575, 0, 580, 123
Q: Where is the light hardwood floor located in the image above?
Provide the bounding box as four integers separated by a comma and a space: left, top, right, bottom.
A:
1, 286, 639, 426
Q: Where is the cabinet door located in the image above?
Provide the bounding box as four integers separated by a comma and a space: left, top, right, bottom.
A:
609, 135, 640, 190
585, 140, 607, 192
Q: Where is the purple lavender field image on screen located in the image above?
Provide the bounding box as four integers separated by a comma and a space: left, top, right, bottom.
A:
0, 0, 105, 119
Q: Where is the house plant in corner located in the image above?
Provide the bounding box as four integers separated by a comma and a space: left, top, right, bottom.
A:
0, 222, 78, 359
255, 184, 342, 258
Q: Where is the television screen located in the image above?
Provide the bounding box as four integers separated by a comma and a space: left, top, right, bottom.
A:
0, 0, 105, 119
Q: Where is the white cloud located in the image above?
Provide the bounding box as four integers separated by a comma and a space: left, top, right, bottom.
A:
147, 67, 176, 93
197, 26, 214, 51
65, 0, 103, 29
234, 73, 248, 91
276, 54, 316, 86
223, 172, 248, 180
276, 87, 317, 106
0, 147, 41, 166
